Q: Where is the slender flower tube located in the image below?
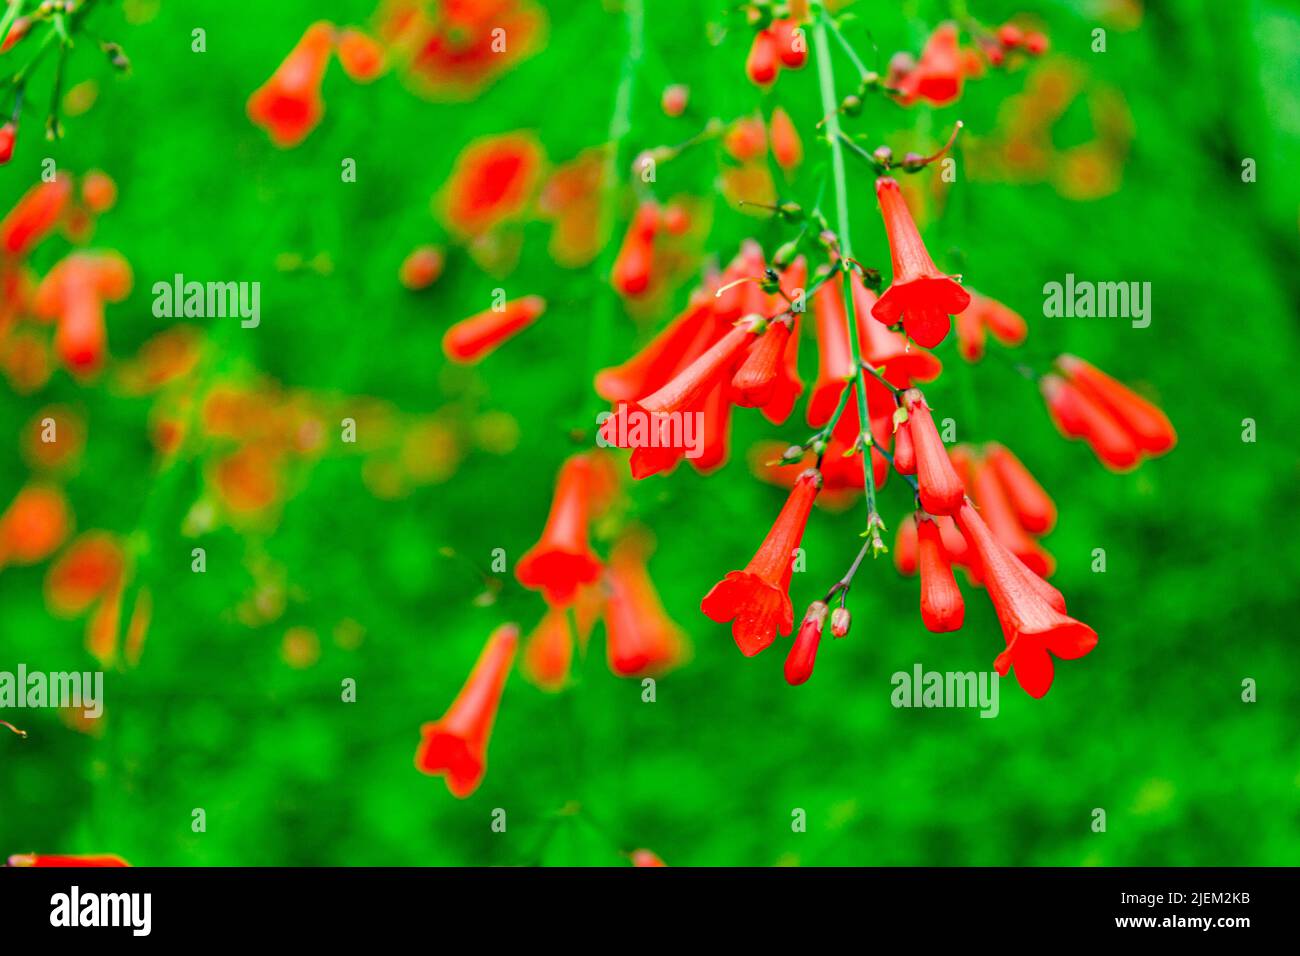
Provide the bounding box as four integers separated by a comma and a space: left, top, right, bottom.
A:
1041, 373, 1140, 471
784, 600, 827, 685
902, 389, 964, 515
515, 455, 603, 604
6, 854, 129, 867
611, 201, 660, 298
746, 28, 779, 87
0, 177, 73, 257
522, 605, 572, 692
443, 295, 546, 364
985, 443, 1056, 534
415, 624, 519, 797
807, 281, 854, 426
894, 513, 919, 575
918, 515, 964, 632
691, 378, 733, 475
769, 106, 803, 172
702, 468, 821, 656
970, 456, 1054, 578
893, 419, 916, 475
1058, 355, 1176, 455
594, 298, 718, 402
247, 22, 336, 148
955, 503, 1096, 698
760, 256, 807, 425
871, 177, 971, 348
603, 533, 687, 677
973, 292, 1028, 346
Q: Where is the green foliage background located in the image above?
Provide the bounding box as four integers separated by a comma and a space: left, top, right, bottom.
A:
1, 0, 1298, 866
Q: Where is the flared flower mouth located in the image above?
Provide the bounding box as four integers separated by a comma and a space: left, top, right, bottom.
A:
701, 570, 794, 657
415, 727, 485, 798
993, 621, 1098, 699
873, 276, 972, 349
515, 548, 602, 604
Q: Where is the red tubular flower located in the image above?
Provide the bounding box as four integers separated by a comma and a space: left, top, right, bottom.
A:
894, 21, 965, 106
853, 275, 942, 421
611, 201, 660, 298
522, 605, 571, 692
770, 18, 808, 68
917, 515, 964, 632
247, 22, 335, 148
955, 502, 1096, 698
1057, 355, 1176, 456
399, 245, 444, 290
784, 600, 827, 686
415, 624, 518, 797
902, 389, 964, 515
1041, 373, 1140, 472
0, 176, 72, 257
807, 281, 854, 425
442, 295, 545, 364
732, 318, 790, 408
595, 298, 718, 402
769, 106, 802, 172
336, 27, 387, 82
692, 378, 733, 475
702, 468, 820, 656
603, 319, 758, 479
871, 177, 970, 348
439, 131, 544, 239
631, 849, 667, 867
894, 513, 918, 575
973, 292, 1027, 345
515, 456, 603, 604
33, 252, 131, 377
0, 484, 69, 567
758, 256, 806, 425
6, 854, 129, 867
970, 455, 1054, 578
604, 533, 687, 677
985, 443, 1056, 534
893, 419, 916, 475
0, 122, 15, 165
746, 29, 779, 87
955, 299, 985, 361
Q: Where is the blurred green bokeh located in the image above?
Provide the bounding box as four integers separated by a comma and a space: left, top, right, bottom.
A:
1, 0, 1298, 866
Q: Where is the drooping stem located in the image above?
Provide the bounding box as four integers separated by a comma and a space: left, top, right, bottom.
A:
813, 12, 882, 544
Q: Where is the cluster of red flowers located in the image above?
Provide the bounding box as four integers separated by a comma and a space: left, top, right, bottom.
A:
890, 18, 1050, 108
744, 14, 809, 88
417, 450, 687, 798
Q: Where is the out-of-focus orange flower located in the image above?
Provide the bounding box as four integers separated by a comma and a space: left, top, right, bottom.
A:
0, 484, 70, 567
282, 626, 321, 668
117, 326, 202, 395
80, 170, 117, 214
398, 245, 444, 290
336, 27, 387, 83
32, 251, 132, 378
378, 0, 545, 101
212, 445, 283, 515
247, 21, 336, 148
45, 531, 125, 618
0, 176, 72, 258
438, 131, 544, 240
0, 327, 51, 394
539, 147, 606, 267
23, 405, 86, 472
400, 417, 460, 484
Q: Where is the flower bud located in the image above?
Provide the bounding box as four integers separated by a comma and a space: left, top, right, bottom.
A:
830, 607, 851, 638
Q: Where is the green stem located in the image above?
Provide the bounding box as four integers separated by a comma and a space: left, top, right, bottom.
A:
584, 0, 644, 420
813, 12, 881, 538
